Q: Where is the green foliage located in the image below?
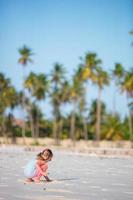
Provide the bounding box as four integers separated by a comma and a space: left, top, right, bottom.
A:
1, 47, 132, 142
60, 130, 69, 139
18, 45, 33, 66
12, 127, 22, 137
101, 114, 124, 140
31, 140, 40, 146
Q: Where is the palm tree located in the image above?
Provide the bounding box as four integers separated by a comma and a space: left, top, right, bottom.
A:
94, 67, 110, 140
27, 102, 43, 140
18, 45, 33, 143
0, 73, 17, 143
18, 45, 33, 65
58, 80, 70, 141
69, 83, 78, 143
69, 67, 85, 143
80, 52, 109, 140
112, 65, 133, 140
25, 72, 49, 140
74, 65, 88, 140
79, 97, 88, 140
112, 63, 124, 115
50, 63, 65, 144
121, 68, 133, 97
121, 68, 133, 140
81, 52, 102, 82
129, 30, 133, 46
88, 99, 106, 139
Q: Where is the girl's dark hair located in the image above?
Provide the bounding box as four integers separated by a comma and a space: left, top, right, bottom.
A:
42, 148, 53, 157
37, 148, 53, 160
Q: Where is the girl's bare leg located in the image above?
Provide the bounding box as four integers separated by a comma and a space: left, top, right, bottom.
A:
32, 171, 42, 182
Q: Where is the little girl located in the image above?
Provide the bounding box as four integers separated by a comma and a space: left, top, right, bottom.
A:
24, 148, 53, 183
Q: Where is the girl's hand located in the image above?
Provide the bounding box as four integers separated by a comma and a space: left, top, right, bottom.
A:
44, 175, 52, 182
47, 179, 52, 182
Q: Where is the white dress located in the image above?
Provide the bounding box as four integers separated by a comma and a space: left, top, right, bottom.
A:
24, 159, 37, 178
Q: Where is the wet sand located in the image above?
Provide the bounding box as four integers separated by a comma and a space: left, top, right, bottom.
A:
0, 146, 133, 200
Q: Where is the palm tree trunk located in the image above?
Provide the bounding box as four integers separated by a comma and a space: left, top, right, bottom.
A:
53, 118, 58, 144
21, 120, 26, 144
35, 109, 39, 143
55, 118, 63, 146
26, 104, 36, 142
70, 110, 76, 145
53, 104, 61, 145
126, 95, 133, 141
29, 112, 35, 138
22, 67, 26, 144
96, 87, 102, 141
83, 117, 88, 140
34, 123, 38, 144
128, 109, 133, 141
10, 109, 16, 144
59, 117, 63, 141
21, 92, 26, 144
113, 85, 116, 115
2, 115, 8, 144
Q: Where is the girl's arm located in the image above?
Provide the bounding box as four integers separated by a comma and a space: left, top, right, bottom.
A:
44, 175, 52, 182
36, 161, 48, 176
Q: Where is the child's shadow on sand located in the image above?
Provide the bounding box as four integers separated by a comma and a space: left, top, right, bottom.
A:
41, 177, 79, 183
55, 178, 78, 181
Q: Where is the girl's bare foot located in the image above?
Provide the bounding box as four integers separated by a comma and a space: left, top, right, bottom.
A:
32, 178, 41, 183
34, 180, 40, 183
26, 178, 34, 182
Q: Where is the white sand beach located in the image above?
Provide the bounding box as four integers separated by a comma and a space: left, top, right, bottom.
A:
0, 146, 133, 200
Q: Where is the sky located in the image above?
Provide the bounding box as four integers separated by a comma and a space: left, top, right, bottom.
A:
0, 0, 133, 119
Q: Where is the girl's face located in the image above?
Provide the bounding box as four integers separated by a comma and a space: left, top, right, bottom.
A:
42, 151, 52, 162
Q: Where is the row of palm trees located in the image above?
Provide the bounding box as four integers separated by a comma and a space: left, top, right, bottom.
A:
0, 45, 133, 144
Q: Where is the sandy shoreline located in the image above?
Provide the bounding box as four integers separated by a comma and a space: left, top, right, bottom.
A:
0, 143, 133, 158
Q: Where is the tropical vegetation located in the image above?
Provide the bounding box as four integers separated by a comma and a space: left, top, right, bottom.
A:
0, 46, 132, 144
